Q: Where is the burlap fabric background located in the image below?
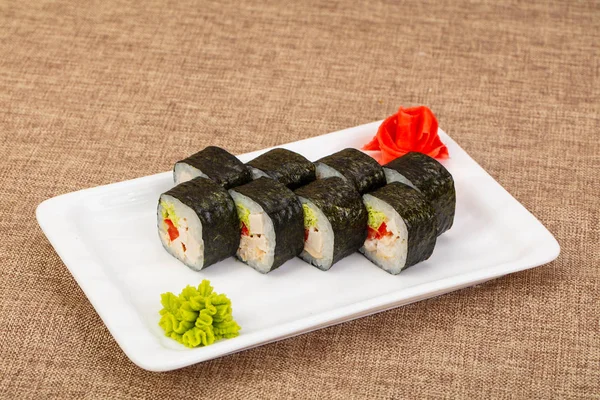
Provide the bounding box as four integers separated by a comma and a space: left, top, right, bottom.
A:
1, 0, 598, 398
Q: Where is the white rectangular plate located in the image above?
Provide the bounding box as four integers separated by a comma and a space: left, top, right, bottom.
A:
37, 121, 559, 371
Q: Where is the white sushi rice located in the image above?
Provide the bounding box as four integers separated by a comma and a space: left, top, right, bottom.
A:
157, 194, 205, 270
360, 194, 408, 275
248, 167, 269, 180
173, 162, 209, 185
228, 190, 276, 273
297, 198, 335, 270
383, 168, 418, 191
315, 162, 346, 181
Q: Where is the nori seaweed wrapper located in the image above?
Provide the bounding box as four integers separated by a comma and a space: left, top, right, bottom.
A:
160, 177, 240, 268
315, 148, 385, 194
367, 182, 437, 271
383, 152, 455, 235
295, 177, 368, 267
246, 148, 316, 190
175, 146, 252, 189
230, 177, 304, 271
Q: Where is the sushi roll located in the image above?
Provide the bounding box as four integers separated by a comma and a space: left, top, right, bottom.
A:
361, 182, 437, 275
158, 177, 240, 270
229, 177, 304, 273
383, 152, 455, 235
173, 146, 252, 189
246, 148, 316, 190
294, 177, 367, 270
315, 148, 386, 194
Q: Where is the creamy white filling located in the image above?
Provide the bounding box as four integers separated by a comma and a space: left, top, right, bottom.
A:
163, 217, 202, 263
248, 213, 264, 234
304, 227, 323, 259
363, 237, 377, 252
238, 212, 268, 262
365, 218, 402, 260
238, 234, 268, 262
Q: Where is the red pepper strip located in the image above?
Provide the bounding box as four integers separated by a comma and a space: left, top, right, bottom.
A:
241, 223, 249, 236
164, 219, 179, 241
367, 226, 378, 240
304, 229, 309, 241
378, 222, 389, 237
368, 222, 391, 240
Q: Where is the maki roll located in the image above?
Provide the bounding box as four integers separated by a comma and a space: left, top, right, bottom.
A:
315, 148, 385, 194
229, 177, 304, 273
361, 183, 437, 275
174, 146, 252, 189
294, 178, 368, 270
383, 152, 455, 235
158, 177, 240, 270
246, 148, 316, 190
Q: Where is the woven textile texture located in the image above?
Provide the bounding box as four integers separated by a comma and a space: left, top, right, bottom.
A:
1, 0, 598, 398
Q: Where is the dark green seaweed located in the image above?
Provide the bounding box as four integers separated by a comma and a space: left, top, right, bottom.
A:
315, 148, 385, 194
160, 177, 240, 268
175, 146, 252, 189
230, 177, 304, 271
246, 148, 316, 190
295, 177, 367, 268
367, 182, 437, 272
383, 152, 455, 235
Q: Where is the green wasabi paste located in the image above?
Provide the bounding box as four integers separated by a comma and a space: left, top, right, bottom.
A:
366, 204, 386, 230
158, 280, 241, 348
